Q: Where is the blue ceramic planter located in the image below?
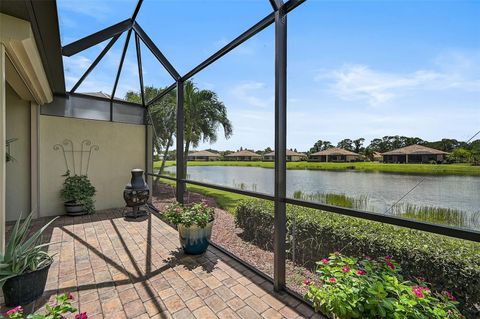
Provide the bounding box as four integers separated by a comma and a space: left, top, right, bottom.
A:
178, 221, 213, 255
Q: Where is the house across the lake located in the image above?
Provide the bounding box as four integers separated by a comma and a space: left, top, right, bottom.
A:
373, 152, 383, 162
187, 150, 220, 161
263, 150, 307, 162
309, 148, 360, 162
225, 150, 262, 161
382, 145, 448, 164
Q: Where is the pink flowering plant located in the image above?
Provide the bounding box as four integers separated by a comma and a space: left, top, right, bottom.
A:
2, 293, 86, 319
305, 253, 463, 319
163, 201, 214, 228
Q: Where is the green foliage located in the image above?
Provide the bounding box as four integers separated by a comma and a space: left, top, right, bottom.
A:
60, 171, 96, 214
447, 148, 473, 163
3, 293, 83, 319
293, 191, 368, 210
235, 200, 480, 316
164, 201, 214, 228
305, 253, 463, 319
0, 212, 58, 287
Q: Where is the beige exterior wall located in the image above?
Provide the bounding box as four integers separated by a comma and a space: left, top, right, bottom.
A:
39, 116, 145, 216
5, 84, 30, 221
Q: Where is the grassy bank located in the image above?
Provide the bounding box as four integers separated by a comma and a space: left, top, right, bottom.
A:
154, 160, 480, 176
158, 178, 248, 213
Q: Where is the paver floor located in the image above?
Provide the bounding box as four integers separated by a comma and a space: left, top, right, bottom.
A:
2, 209, 323, 319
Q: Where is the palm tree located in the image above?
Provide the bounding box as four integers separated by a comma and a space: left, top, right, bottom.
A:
183, 80, 232, 175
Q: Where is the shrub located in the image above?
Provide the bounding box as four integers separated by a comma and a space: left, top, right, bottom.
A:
235, 199, 480, 316
305, 253, 463, 318
60, 171, 96, 214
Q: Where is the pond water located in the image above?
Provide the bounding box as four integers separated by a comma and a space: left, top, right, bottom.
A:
163, 165, 480, 229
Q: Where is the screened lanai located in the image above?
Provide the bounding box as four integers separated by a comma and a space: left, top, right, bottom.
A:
1, 0, 480, 318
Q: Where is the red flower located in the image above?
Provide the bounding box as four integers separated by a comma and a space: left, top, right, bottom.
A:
320, 258, 329, 265
356, 270, 366, 276
68, 292, 75, 300
386, 261, 395, 270
341, 266, 350, 273
385, 255, 392, 260
6, 306, 23, 315
75, 313, 88, 319
412, 286, 425, 298
442, 290, 457, 301
303, 279, 312, 286
328, 277, 337, 283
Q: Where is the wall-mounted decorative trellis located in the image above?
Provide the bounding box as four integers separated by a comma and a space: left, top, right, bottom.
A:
53, 139, 99, 175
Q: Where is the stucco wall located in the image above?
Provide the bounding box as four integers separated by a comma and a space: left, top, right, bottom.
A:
39, 116, 145, 216
5, 85, 30, 221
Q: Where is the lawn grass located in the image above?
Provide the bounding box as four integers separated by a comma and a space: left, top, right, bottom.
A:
158, 178, 248, 213
154, 160, 480, 176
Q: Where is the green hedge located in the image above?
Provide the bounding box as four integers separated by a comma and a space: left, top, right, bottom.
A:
235, 199, 480, 316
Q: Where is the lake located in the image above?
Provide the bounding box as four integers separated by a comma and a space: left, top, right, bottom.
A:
163, 165, 480, 229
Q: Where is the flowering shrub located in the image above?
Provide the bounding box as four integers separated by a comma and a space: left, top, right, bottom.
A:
235, 200, 480, 316
305, 253, 463, 319
2, 293, 87, 319
164, 201, 214, 228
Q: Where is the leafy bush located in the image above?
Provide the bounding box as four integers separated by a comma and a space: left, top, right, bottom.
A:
235, 200, 480, 316
164, 201, 214, 228
60, 171, 96, 214
305, 253, 463, 318
3, 293, 86, 319
0, 212, 57, 286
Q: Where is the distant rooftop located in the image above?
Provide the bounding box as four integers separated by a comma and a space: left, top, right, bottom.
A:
189, 150, 220, 157
226, 150, 261, 157
265, 150, 307, 157
311, 147, 359, 156
382, 144, 449, 156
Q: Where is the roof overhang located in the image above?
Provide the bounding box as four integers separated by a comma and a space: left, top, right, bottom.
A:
1, 13, 53, 104
0, 0, 65, 97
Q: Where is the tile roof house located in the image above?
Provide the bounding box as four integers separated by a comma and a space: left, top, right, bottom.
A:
309, 147, 360, 162
382, 145, 449, 163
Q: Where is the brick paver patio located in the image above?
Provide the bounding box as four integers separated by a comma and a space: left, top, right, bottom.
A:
2, 209, 322, 318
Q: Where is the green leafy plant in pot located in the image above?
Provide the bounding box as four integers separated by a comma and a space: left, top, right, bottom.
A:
164, 201, 214, 255
0, 212, 58, 306
60, 171, 96, 215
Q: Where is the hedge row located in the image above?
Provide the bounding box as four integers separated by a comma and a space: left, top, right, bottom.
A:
235, 199, 480, 316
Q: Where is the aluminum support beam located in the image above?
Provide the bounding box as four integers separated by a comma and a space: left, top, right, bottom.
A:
133, 22, 180, 81
273, 8, 287, 291
62, 19, 132, 57
176, 81, 185, 203
111, 29, 133, 118
70, 34, 121, 94
135, 33, 146, 107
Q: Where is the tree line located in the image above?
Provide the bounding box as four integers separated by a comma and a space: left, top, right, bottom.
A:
308, 136, 480, 163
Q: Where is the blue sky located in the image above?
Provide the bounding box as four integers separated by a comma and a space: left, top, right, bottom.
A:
58, 0, 480, 152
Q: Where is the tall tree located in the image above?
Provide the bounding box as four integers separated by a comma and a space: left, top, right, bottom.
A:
126, 86, 176, 180
337, 139, 353, 151
183, 80, 232, 175
353, 138, 365, 153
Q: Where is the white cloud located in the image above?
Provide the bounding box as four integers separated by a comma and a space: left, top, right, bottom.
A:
230, 81, 273, 108
317, 51, 480, 105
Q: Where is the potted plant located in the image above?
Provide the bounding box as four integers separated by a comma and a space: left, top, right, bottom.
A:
60, 171, 96, 216
0, 212, 58, 306
164, 201, 214, 255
